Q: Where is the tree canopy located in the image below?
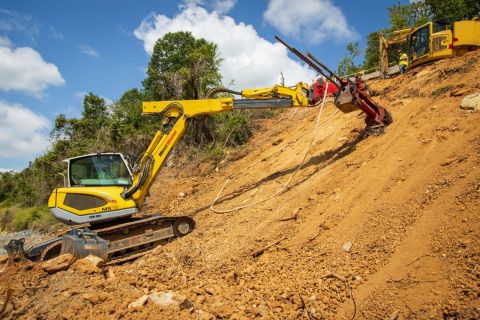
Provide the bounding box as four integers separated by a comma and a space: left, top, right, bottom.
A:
143, 31, 222, 100
337, 42, 362, 76
425, 0, 480, 23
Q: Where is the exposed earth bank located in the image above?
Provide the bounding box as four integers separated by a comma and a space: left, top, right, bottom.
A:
1, 51, 479, 319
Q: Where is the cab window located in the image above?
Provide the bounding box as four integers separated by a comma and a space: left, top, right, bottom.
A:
70, 154, 132, 186
410, 25, 430, 58
432, 21, 449, 34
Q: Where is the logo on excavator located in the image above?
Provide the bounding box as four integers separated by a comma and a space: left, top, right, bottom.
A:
159, 130, 177, 157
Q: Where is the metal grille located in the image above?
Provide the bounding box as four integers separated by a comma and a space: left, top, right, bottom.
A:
432, 36, 447, 52
64, 193, 107, 210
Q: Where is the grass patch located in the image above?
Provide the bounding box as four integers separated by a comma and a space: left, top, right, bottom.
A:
431, 85, 454, 98
440, 65, 473, 79
204, 144, 225, 167
0, 206, 60, 232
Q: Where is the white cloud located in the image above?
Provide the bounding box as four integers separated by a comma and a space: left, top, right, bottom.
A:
75, 91, 88, 101
134, 4, 315, 90
79, 45, 100, 58
213, 0, 237, 13
0, 100, 50, 159
0, 168, 16, 173
181, 0, 237, 13
102, 96, 113, 106
0, 35, 12, 47
0, 9, 40, 42
49, 25, 64, 39
263, 0, 356, 44
0, 43, 65, 97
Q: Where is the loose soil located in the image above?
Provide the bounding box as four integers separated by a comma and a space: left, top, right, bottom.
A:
1, 51, 479, 319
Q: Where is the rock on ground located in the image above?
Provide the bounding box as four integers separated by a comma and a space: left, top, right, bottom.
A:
460, 92, 480, 111
70, 255, 104, 274
40, 254, 74, 274
128, 294, 149, 308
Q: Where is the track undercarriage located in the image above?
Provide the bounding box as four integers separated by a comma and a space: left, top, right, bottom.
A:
4, 214, 195, 264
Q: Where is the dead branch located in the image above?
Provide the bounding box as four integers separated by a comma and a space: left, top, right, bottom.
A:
306, 223, 325, 243
251, 236, 288, 258
348, 281, 356, 320
389, 309, 400, 320
406, 254, 435, 266
320, 272, 356, 320
321, 271, 346, 282
278, 213, 298, 222
0, 287, 12, 315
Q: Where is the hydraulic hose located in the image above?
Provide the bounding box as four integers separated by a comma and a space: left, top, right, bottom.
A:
122, 154, 153, 199
206, 86, 242, 98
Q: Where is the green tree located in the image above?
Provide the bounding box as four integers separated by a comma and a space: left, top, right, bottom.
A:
143, 31, 230, 147
337, 42, 362, 76
143, 31, 222, 101
112, 88, 143, 129
425, 0, 480, 23
0, 171, 15, 204
363, 30, 384, 71
388, 1, 430, 30
82, 93, 108, 125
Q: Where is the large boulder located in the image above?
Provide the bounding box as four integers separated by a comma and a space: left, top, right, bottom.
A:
41, 254, 74, 274
70, 254, 104, 274
460, 93, 480, 111
148, 291, 175, 306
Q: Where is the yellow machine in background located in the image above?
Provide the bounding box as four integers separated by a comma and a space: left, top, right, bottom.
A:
380, 19, 480, 77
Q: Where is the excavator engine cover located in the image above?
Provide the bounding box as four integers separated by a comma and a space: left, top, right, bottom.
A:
335, 86, 359, 113
61, 228, 108, 260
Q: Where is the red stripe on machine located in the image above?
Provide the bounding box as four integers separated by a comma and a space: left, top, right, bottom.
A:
166, 131, 177, 145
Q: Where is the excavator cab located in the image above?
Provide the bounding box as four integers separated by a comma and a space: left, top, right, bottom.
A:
47, 153, 139, 226
67, 153, 133, 187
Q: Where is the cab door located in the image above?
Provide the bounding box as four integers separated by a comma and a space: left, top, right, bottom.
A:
409, 24, 430, 60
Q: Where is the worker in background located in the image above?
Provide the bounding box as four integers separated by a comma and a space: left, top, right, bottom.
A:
398, 49, 409, 75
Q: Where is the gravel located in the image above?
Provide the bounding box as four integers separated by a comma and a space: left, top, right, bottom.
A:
0, 230, 50, 255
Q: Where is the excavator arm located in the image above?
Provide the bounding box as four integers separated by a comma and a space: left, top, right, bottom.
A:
379, 27, 414, 77
123, 83, 313, 209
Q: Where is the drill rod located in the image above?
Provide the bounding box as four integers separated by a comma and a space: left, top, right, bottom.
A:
275, 36, 338, 86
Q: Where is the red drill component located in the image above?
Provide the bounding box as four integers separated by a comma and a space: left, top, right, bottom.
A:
309, 77, 338, 104
276, 35, 392, 128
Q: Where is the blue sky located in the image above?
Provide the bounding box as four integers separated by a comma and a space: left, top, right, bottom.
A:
0, 0, 409, 171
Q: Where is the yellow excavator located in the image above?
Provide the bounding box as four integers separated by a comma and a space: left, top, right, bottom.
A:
380, 19, 480, 77
5, 37, 392, 263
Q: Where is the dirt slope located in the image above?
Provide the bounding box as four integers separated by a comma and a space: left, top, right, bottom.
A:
1, 51, 479, 320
